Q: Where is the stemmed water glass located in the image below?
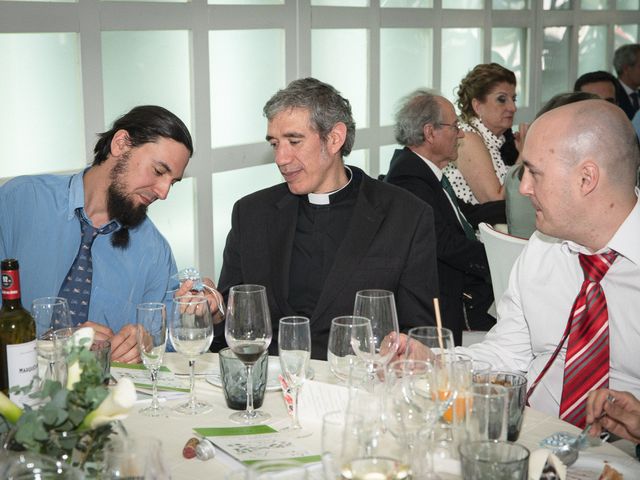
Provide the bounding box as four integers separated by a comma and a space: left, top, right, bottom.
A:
225, 284, 272, 425
351, 290, 400, 370
31, 297, 71, 385
136, 302, 167, 417
278, 316, 311, 437
169, 295, 213, 415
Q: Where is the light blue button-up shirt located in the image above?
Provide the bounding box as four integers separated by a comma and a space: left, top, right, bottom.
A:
0, 171, 178, 334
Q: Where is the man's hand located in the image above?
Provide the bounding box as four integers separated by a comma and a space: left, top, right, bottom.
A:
586, 389, 640, 443
380, 332, 432, 363
111, 324, 142, 363
79, 321, 114, 342
175, 278, 225, 324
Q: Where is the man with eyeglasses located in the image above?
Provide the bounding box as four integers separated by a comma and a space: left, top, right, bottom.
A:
384, 90, 494, 344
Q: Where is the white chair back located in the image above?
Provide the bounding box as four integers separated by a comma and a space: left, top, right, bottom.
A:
478, 222, 528, 305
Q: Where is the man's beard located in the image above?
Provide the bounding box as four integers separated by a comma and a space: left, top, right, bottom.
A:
107, 154, 148, 248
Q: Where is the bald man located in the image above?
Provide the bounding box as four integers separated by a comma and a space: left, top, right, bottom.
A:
451, 100, 640, 427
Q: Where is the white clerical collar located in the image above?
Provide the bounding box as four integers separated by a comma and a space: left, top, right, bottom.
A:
307, 166, 353, 205
413, 151, 443, 181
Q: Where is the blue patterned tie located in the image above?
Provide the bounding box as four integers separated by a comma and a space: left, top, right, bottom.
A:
58, 210, 117, 325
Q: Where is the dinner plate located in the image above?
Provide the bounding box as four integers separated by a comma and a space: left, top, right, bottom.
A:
206, 360, 314, 392
568, 452, 640, 479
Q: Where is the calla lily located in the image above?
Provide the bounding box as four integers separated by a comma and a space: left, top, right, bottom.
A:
0, 390, 23, 424
65, 327, 96, 390
80, 377, 136, 430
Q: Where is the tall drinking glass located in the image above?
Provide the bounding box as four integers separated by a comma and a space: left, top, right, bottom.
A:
327, 316, 372, 382
31, 297, 71, 385
352, 290, 400, 368
169, 295, 213, 415
136, 302, 167, 417
225, 284, 272, 424
278, 316, 311, 437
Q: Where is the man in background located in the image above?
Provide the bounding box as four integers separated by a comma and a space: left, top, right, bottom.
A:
0, 105, 192, 362
207, 78, 439, 359
613, 44, 640, 119
574, 70, 617, 104
384, 90, 493, 345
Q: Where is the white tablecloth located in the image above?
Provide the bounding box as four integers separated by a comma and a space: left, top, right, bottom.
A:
120, 353, 640, 479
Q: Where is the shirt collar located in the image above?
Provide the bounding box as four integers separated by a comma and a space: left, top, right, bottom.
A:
307, 166, 353, 206
562, 188, 640, 266
619, 79, 636, 96
67, 169, 87, 220
67, 168, 122, 231
470, 116, 506, 148
413, 151, 443, 181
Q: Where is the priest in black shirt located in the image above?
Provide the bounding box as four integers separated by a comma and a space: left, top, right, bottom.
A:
203, 78, 439, 359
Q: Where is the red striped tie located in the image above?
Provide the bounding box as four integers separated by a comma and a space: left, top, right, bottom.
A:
559, 251, 618, 428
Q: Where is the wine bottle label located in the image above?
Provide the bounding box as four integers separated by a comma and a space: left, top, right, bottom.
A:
6, 340, 38, 407
1, 269, 21, 300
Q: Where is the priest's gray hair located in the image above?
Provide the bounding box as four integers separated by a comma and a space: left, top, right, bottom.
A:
263, 77, 356, 157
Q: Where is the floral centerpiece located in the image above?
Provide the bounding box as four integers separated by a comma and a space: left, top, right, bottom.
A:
0, 327, 136, 475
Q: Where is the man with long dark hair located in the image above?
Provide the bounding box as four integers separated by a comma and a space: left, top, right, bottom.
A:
0, 105, 193, 362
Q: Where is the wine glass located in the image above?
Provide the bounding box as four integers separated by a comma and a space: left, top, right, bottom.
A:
352, 290, 399, 369
136, 302, 167, 417
31, 297, 71, 385
327, 316, 372, 382
225, 284, 272, 425
278, 316, 311, 437
169, 295, 213, 415
385, 359, 443, 480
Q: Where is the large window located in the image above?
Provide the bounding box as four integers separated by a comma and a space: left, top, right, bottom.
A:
1, 2, 639, 278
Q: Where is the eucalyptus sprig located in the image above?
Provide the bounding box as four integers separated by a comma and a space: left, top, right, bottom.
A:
0, 328, 135, 470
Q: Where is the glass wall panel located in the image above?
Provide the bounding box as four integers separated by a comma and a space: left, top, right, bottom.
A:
0, 33, 84, 177
379, 144, 402, 177
311, 0, 368, 5
312, 29, 369, 128
347, 149, 368, 174
380, 28, 433, 126
212, 163, 283, 280
443, 0, 483, 8
618, 0, 640, 9
493, 0, 527, 8
492, 28, 528, 107
147, 177, 196, 271
581, 0, 607, 9
209, 29, 285, 148
441, 28, 483, 104
209, 0, 281, 4
542, 26, 570, 101
543, 0, 570, 9
102, 31, 192, 132
578, 25, 607, 76
381, 0, 432, 6
615, 25, 639, 51
109, 0, 186, 3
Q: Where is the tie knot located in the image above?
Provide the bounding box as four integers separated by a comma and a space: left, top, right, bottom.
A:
578, 251, 618, 284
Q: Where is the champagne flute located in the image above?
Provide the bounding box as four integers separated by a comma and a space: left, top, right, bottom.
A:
169, 295, 213, 415
31, 297, 71, 385
225, 284, 272, 424
136, 302, 167, 417
278, 316, 311, 437
352, 290, 399, 369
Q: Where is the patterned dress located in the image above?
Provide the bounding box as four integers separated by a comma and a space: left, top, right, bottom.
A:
443, 116, 509, 205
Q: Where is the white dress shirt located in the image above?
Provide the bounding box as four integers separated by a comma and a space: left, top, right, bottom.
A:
413, 151, 469, 230
458, 193, 640, 416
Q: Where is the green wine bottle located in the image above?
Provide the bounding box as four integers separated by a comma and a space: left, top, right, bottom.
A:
0, 259, 37, 405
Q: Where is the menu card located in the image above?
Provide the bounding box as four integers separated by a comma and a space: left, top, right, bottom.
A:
193, 426, 321, 465
111, 362, 190, 398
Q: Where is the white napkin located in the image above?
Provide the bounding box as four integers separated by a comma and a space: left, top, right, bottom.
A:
529, 449, 567, 480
